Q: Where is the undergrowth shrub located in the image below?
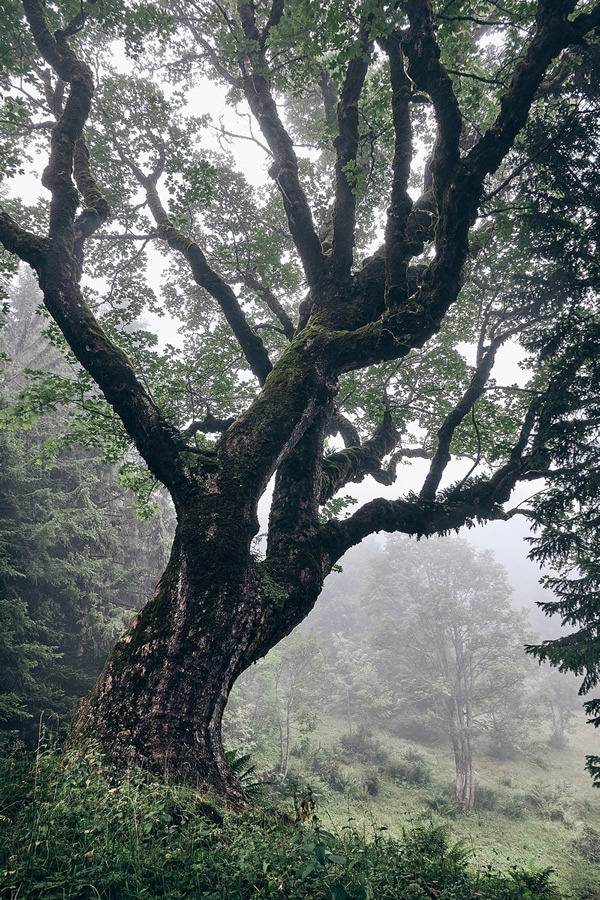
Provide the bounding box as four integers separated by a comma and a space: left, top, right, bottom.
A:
328, 766, 358, 795
424, 786, 461, 819
525, 782, 573, 823
385, 751, 432, 786
499, 794, 527, 820
358, 768, 379, 798
0, 744, 564, 899
339, 729, 388, 765
305, 745, 344, 791
473, 785, 498, 812
575, 826, 600, 864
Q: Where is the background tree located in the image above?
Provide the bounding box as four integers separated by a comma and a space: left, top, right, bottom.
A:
225, 630, 323, 779
0, 273, 174, 744
0, 0, 599, 800
361, 537, 533, 810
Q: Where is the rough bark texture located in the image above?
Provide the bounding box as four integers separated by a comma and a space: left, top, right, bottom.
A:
1, 0, 599, 801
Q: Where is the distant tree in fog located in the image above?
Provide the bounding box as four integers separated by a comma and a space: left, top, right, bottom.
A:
364, 536, 533, 811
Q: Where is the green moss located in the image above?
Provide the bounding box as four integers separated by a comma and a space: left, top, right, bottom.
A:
258, 566, 289, 610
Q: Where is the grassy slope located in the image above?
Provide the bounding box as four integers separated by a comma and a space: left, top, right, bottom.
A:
264, 715, 600, 899
0, 742, 563, 900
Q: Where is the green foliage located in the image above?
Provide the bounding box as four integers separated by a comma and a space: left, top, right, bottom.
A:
0, 277, 175, 744
425, 786, 462, 819
524, 782, 574, 824
225, 631, 324, 776
574, 826, 600, 865
0, 744, 564, 899
339, 729, 388, 765
384, 751, 432, 786
0, 420, 173, 744
361, 537, 539, 783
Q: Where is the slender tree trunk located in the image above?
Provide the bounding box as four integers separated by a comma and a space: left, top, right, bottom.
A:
282, 696, 292, 780
450, 708, 475, 811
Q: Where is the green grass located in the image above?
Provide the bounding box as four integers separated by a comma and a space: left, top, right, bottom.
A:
0, 741, 563, 899
258, 715, 600, 899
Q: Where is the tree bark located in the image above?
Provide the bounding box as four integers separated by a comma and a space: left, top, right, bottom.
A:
72, 524, 259, 803
71, 460, 329, 802
452, 726, 475, 811
4, 0, 599, 807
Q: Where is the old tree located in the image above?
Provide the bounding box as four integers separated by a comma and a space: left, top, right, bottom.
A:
1, 0, 600, 801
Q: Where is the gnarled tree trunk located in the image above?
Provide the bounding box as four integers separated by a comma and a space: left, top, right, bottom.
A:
3, 0, 594, 806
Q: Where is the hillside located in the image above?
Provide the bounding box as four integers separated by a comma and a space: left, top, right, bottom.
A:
244, 715, 600, 899
0, 740, 565, 899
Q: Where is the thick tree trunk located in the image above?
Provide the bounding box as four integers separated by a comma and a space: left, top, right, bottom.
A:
71, 480, 327, 803
72, 510, 256, 802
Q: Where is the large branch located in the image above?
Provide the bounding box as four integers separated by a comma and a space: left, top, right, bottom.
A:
403, 0, 462, 201
13, 0, 189, 491
261, 0, 285, 47
266, 404, 331, 565
465, 0, 600, 184
327, 0, 600, 375
319, 375, 553, 565
320, 405, 400, 503
321, 459, 529, 566
330, 23, 371, 279
129, 161, 273, 386
0, 207, 47, 270
237, 2, 328, 293
380, 32, 415, 309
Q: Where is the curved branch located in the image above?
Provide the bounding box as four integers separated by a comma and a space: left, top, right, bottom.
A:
73, 137, 112, 252
331, 22, 371, 278
419, 335, 504, 500
320, 405, 400, 502
403, 0, 462, 200
464, 0, 600, 184
114, 141, 274, 386
0, 206, 47, 271
330, 412, 361, 448
237, 2, 328, 292
321, 455, 529, 565
326, 0, 600, 375
17, 0, 189, 491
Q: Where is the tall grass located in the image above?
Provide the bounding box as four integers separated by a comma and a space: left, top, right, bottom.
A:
0, 741, 562, 899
